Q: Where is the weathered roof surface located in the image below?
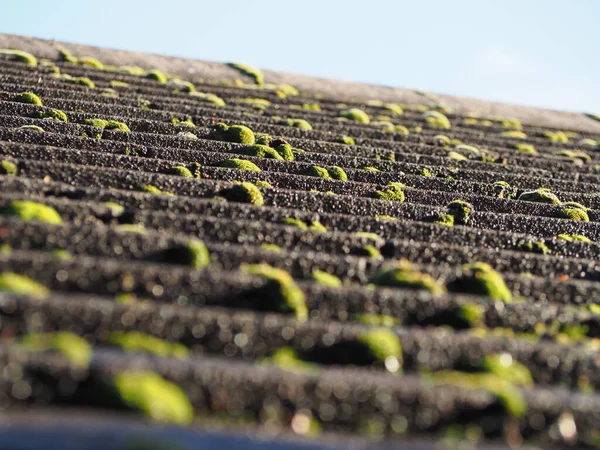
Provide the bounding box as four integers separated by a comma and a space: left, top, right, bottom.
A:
1, 33, 600, 449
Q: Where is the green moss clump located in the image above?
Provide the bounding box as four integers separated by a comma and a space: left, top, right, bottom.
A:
141, 185, 171, 196
83, 118, 109, 129
448, 151, 467, 161
277, 118, 313, 130
105, 120, 130, 132
113, 371, 193, 424
518, 241, 551, 255
351, 313, 399, 327
0, 272, 49, 299
116, 224, 147, 234
58, 48, 78, 63
433, 135, 451, 147
419, 167, 432, 177
228, 62, 264, 86
145, 70, 168, 83
285, 217, 308, 230
311, 269, 342, 288
555, 150, 591, 163
171, 117, 196, 127
557, 234, 590, 242
457, 303, 485, 328
423, 111, 451, 129
373, 182, 405, 202
189, 91, 226, 106
448, 262, 512, 303
373, 261, 446, 296
579, 138, 598, 147
481, 353, 533, 386
363, 166, 380, 172
109, 331, 189, 358
177, 131, 198, 140
255, 180, 272, 188
0, 160, 17, 175
220, 182, 264, 206
271, 141, 294, 161
307, 166, 331, 179
260, 243, 281, 252
79, 56, 103, 69
500, 130, 527, 139
431, 371, 526, 417
545, 131, 569, 143
1, 200, 62, 224
163, 239, 210, 269
0, 49, 37, 66
339, 136, 356, 145
433, 213, 455, 227
328, 166, 348, 181
14, 91, 43, 106
68, 77, 95, 88
355, 328, 402, 367
219, 158, 261, 172
340, 108, 370, 124
557, 208, 589, 222
447, 200, 473, 225
210, 123, 255, 144
238, 97, 271, 109
37, 108, 68, 122
51, 249, 73, 261
21, 332, 91, 367
240, 144, 283, 160
110, 80, 130, 88
562, 201, 589, 210
515, 143, 536, 154
265, 347, 317, 373
517, 189, 561, 205
309, 221, 327, 232
18, 125, 44, 132
245, 264, 308, 319
169, 166, 193, 177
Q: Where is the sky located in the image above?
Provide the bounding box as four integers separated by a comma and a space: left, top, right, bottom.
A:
1, 0, 598, 113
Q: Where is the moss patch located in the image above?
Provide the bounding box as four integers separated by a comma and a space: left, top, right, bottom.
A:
481, 353, 533, 386
239, 144, 283, 160
142, 185, 173, 196
355, 328, 402, 370
517, 189, 561, 204
351, 313, 399, 327
339, 136, 356, 146
557, 233, 590, 242
340, 108, 370, 124
169, 166, 193, 178
329, 166, 348, 181
37, 108, 68, 122
0, 160, 17, 175
1, 200, 62, 224
210, 123, 255, 144
189, 92, 226, 106
0, 272, 49, 299
447, 200, 473, 225
557, 208, 589, 222
519, 241, 551, 255
21, 332, 91, 367
145, 70, 168, 83
373, 182, 405, 202
278, 118, 313, 130
0, 49, 37, 66
17, 125, 44, 132
219, 158, 261, 172
374, 261, 446, 295
14, 91, 42, 106
307, 166, 331, 179
447, 262, 512, 303
109, 332, 189, 358
163, 239, 210, 269
423, 111, 451, 129
228, 62, 264, 86
220, 182, 264, 206
113, 371, 193, 424
245, 264, 308, 319
311, 269, 342, 288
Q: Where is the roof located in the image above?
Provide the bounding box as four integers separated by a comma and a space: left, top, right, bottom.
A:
1, 33, 600, 449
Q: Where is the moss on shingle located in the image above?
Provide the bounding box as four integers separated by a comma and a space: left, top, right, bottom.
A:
228, 62, 264, 86
21, 332, 91, 367
219, 158, 261, 172
374, 261, 446, 295
448, 262, 512, 303
278, 118, 313, 130
557, 208, 589, 222
557, 233, 590, 242
328, 166, 348, 181
17, 125, 44, 132
145, 70, 168, 83
210, 123, 255, 144
0, 49, 37, 66
1, 200, 62, 224
220, 182, 264, 206
37, 108, 68, 122
169, 166, 194, 178
340, 108, 370, 124
109, 332, 189, 358
245, 264, 307, 319
423, 111, 451, 129
113, 371, 193, 424
189, 91, 226, 106
339, 136, 356, 146
163, 239, 210, 269
239, 144, 283, 160
514, 143, 536, 154
355, 328, 402, 366
373, 182, 405, 202
307, 166, 331, 179
311, 269, 342, 288
447, 200, 473, 225
519, 241, 551, 255
0, 272, 49, 299
14, 91, 43, 106
0, 160, 17, 175
142, 185, 173, 196
481, 353, 533, 387
500, 130, 527, 139
517, 189, 561, 205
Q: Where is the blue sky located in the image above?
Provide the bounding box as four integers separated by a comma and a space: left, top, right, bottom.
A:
1, 0, 598, 113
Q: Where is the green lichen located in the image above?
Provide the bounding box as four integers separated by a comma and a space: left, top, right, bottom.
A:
220, 182, 264, 206
311, 269, 342, 288
21, 332, 91, 367
210, 123, 255, 144
517, 189, 561, 204
501, 117, 522, 129
373, 182, 405, 202
307, 166, 331, 179
481, 353, 533, 386
423, 111, 451, 129
447, 200, 473, 225
239, 144, 283, 160
351, 313, 399, 327
339, 136, 356, 146
228, 62, 264, 86
169, 166, 193, 178
36, 108, 68, 121
245, 264, 307, 319
0, 272, 49, 299
1, 200, 62, 224
557, 208, 589, 222
448, 262, 512, 303
557, 234, 591, 242
374, 261, 446, 296
163, 239, 210, 269
189, 91, 226, 106
340, 108, 370, 124
113, 371, 193, 425
500, 130, 527, 139
376, 214, 396, 220
219, 158, 261, 172
17, 125, 44, 132
328, 166, 348, 181
309, 221, 327, 232
14, 91, 43, 106
277, 118, 313, 130
355, 328, 402, 367
515, 143, 536, 154
145, 70, 168, 83
0, 160, 17, 175
518, 241, 551, 255
372, 120, 395, 132
0, 49, 37, 66
109, 331, 189, 358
